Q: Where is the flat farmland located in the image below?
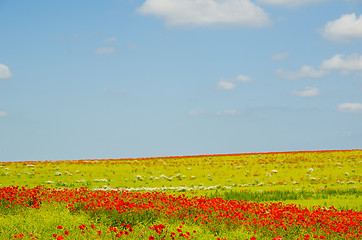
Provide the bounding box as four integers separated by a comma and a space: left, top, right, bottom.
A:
0, 150, 361, 239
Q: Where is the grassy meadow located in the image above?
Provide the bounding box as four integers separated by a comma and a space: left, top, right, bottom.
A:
0, 150, 361, 239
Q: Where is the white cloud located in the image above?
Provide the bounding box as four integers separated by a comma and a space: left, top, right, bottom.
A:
276, 65, 327, 80
217, 74, 252, 90
271, 52, 289, 61
188, 109, 204, 115
104, 37, 117, 43
95, 47, 116, 55
338, 103, 362, 113
217, 80, 236, 90
258, 0, 324, 7
291, 87, 320, 97
0, 64, 13, 79
216, 110, 240, 116
277, 54, 362, 80
136, 0, 271, 27
0, 111, 8, 117
321, 54, 362, 72
321, 13, 362, 42
235, 75, 252, 82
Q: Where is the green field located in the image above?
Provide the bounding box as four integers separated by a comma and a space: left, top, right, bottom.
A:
0, 150, 361, 239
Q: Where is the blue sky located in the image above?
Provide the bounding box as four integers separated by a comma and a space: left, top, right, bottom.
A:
0, 0, 362, 161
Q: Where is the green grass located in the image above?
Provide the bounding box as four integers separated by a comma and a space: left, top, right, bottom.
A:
0, 150, 361, 239
0, 199, 252, 240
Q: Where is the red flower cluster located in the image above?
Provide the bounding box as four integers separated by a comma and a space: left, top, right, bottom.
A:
1, 185, 361, 239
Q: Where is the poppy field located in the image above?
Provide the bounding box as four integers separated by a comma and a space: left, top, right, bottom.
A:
0, 150, 361, 239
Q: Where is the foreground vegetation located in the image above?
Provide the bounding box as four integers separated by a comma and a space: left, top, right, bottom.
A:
0, 150, 361, 239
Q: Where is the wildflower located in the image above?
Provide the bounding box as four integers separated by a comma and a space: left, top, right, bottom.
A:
79, 225, 86, 230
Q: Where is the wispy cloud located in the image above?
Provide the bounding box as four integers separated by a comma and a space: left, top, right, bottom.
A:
136, 0, 271, 28
321, 13, 362, 42
217, 80, 236, 90
95, 46, 116, 55
338, 103, 362, 113
216, 110, 241, 116
258, 0, 324, 7
104, 37, 117, 44
276, 66, 327, 80
217, 75, 252, 90
277, 53, 362, 80
0, 111, 8, 117
234, 75, 252, 82
0, 64, 13, 79
291, 87, 320, 97
271, 52, 289, 61
95, 37, 117, 55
